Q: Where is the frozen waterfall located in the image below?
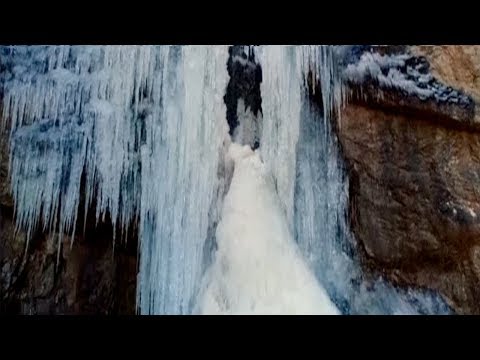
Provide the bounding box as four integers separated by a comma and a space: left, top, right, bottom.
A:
0, 45, 451, 315
195, 143, 339, 315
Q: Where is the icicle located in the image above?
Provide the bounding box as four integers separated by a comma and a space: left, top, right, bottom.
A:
1, 44, 451, 315
255, 45, 303, 231
1, 46, 149, 246
136, 46, 230, 314
293, 46, 450, 314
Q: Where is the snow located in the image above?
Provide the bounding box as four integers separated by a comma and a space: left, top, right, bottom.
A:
1, 45, 231, 315
344, 51, 435, 99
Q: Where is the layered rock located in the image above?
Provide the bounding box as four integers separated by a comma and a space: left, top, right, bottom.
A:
337, 45, 480, 314
411, 46, 480, 105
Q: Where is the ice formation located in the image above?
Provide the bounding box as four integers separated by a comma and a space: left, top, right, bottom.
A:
195, 143, 339, 315
253, 45, 450, 314
0, 45, 452, 315
343, 50, 472, 107
136, 46, 230, 314
2, 45, 154, 244
1, 45, 231, 314
293, 96, 451, 314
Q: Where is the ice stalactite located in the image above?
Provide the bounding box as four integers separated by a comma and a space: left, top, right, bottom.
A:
255, 45, 450, 314
1, 45, 452, 315
1, 45, 154, 244
137, 45, 230, 314
255, 45, 303, 231
1, 45, 231, 315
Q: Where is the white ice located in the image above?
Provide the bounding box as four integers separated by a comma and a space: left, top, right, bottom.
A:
1, 45, 451, 315
195, 143, 339, 315
343, 51, 434, 98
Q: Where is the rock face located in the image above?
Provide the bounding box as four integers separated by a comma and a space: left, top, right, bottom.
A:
411, 46, 480, 104
338, 46, 480, 314
0, 122, 137, 315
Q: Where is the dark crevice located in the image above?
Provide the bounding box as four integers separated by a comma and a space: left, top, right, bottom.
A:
224, 45, 263, 147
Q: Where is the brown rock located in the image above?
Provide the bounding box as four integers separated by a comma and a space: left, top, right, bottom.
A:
411, 45, 480, 126
339, 102, 480, 314
411, 46, 480, 103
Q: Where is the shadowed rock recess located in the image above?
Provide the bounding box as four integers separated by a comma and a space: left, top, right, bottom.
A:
2, 45, 480, 314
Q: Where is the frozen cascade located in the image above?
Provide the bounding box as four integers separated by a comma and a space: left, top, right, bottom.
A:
255, 46, 302, 231
137, 46, 230, 314
195, 143, 339, 315
255, 45, 451, 314
1, 45, 230, 314
2, 46, 155, 243
294, 98, 451, 314
1, 45, 452, 314
255, 45, 345, 232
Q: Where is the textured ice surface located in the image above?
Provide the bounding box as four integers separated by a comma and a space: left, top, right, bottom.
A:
1, 45, 230, 315
1, 45, 452, 315
195, 144, 339, 315
137, 46, 230, 314
255, 45, 303, 231
294, 98, 451, 315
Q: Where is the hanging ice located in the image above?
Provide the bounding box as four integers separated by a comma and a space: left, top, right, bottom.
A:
254, 45, 450, 314
137, 46, 230, 314
2, 45, 154, 243
254, 46, 303, 231
1, 44, 452, 315
1, 45, 230, 314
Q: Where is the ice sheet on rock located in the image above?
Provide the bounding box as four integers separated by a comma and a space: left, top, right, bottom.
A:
1, 45, 230, 315
255, 45, 303, 231
137, 45, 230, 314
293, 92, 451, 315
232, 98, 261, 148
1, 45, 153, 241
